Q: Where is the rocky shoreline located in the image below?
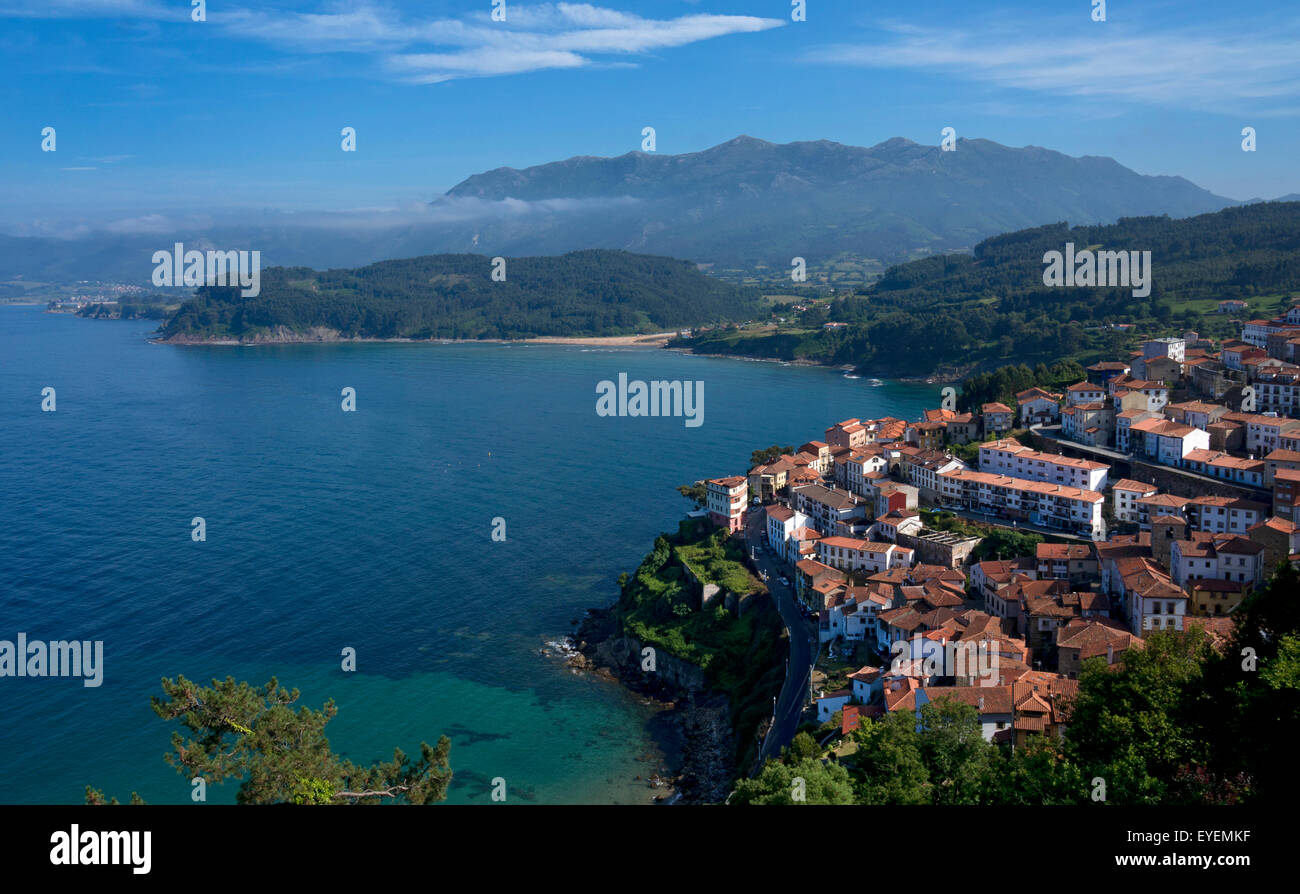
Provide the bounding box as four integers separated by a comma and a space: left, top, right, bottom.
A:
563, 605, 737, 805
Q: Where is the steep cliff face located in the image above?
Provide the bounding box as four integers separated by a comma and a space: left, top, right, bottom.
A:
595, 634, 710, 697
570, 605, 739, 803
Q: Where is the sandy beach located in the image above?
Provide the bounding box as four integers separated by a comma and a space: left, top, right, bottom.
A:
518, 332, 677, 347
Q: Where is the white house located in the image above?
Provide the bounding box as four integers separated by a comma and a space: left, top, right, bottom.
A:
1186, 496, 1267, 536
1142, 337, 1185, 363
1128, 418, 1210, 466
1017, 388, 1062, 427
816, 536, 914, 574
821, 588, 891, 643
872, 509, 923, 542
978, 438, 1109, 492
1066, 382, 1106, 406
1180, 449, 1265, 488
937, 469, 1105, 539
1115, 557, 1187, 635
765, 505, 813, 564
849, 666, 884, 704
1111, 479, 1158, 524
1229, 413, 1300, 455
705, 476, 748, 533
1170, 534, 1264, 591
816, 689, 853, 722
845, 450, 888, 497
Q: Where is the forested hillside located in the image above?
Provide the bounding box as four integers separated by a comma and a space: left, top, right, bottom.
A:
682, 202, 1300, 377
161, 250, 761, 341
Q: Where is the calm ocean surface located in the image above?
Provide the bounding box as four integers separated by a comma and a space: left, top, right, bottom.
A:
0, 305, 933, 804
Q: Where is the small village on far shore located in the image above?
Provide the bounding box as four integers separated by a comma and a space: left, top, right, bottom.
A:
694, 307, 1300, 753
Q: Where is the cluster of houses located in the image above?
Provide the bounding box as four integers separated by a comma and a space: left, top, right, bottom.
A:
699, 313, 1300, 749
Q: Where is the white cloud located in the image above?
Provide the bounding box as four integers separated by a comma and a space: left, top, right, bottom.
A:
381, 7, 782, 83
813, 19, 1300, 114
1, 2, 784, 82
102, 212, 184, 233
387, 48, 590, 84
2, 195, 643, 238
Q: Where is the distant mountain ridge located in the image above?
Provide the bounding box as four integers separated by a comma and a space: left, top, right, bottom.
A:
0, 136, 1268, 285
438, 135, 1239, 267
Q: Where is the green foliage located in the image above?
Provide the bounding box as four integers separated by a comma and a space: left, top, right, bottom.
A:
1196, 562, 1300, 802
675, 531, 760, 596
730, 757, 855, 805
618, 520, 784, 771
785, 731, 821, 761
847, 711, 932, 805
76, 302, 171, 321
92, 675, 454, 805
971, 528, 1044, 563
84, 786, 146, 805
1064, 629, 1214, 804
687, 203, 1300, 376
915, 699, 1000, 804
751, 445, 795, 467
676, 481, 708, 508
1261, 634, 1300, 690
163, 250, 761, 340
291, 775, 337, 805
958, 360, 1085, 413
994, 736, 1085, 806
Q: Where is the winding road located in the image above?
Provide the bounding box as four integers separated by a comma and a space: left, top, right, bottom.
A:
743, 507, 815, 768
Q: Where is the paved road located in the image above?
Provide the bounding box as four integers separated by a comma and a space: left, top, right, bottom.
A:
1030, 423, 1132, 463
742, 507, 814, 768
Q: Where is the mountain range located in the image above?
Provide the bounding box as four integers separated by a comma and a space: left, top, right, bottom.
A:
0, 136, 1272, 287
440, 135, 1238, 268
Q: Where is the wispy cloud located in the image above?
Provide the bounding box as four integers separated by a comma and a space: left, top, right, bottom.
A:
1, 194, 645, 238
2, 1, 784, 83
0, 0, 180, 19
233, 2, 787, 84
813, 18, 1300, 115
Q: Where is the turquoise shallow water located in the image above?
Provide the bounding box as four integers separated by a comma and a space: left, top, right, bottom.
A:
0, 306, 933, 804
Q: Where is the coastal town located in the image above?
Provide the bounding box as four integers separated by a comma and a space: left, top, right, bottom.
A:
698, 312, 1300, 757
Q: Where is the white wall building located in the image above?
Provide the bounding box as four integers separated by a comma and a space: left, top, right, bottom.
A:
978, 438, 1109, 492
816, 536, 914, 574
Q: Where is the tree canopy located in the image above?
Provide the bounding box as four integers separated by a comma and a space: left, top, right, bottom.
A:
163, 250, 761, 341
87, 675, 452, 805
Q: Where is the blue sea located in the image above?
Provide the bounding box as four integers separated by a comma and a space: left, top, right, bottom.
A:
0, 305, 933, 804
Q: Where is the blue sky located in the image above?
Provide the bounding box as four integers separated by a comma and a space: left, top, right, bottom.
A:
2, 0, 1298, 234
